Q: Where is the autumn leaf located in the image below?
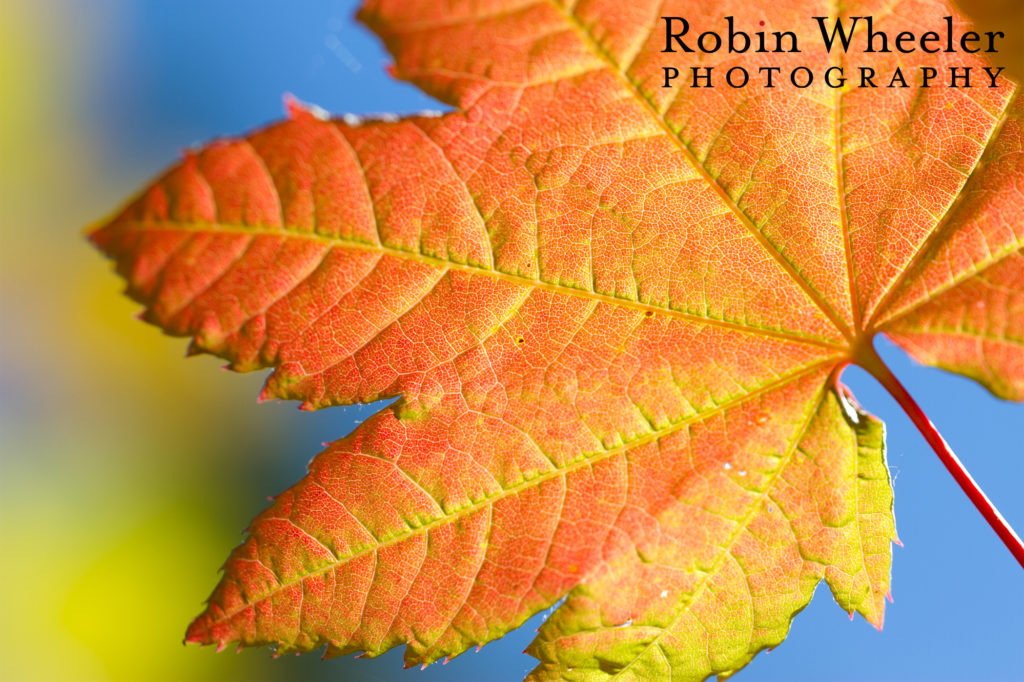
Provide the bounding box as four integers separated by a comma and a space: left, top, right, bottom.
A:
89, 1, 1023, 679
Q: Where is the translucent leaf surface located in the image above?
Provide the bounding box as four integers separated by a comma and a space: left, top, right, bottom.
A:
90, 1, 1022, 679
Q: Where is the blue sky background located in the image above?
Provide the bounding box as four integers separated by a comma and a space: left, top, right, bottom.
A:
10, 1, 1021, 680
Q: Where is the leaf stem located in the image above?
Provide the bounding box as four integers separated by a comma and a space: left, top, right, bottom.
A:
857, 341, 1024, 569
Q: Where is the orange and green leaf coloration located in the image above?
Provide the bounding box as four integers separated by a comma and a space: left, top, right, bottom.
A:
89, 1, 1023, 679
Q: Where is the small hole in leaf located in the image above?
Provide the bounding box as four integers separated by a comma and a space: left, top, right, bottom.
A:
644, 310, 653, 317
517, 336, 525, 344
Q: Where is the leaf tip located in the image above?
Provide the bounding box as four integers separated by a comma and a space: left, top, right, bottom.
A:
283, 92, 329, 121
82, 214, 110, 243
322, 643, 346, 660
183, 619, 210, 647
180, 148, 199, 170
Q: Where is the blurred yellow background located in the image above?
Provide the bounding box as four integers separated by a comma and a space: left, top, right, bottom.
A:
0, 4, 304, 680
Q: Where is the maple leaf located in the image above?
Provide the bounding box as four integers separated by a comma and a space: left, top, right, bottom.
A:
89, 1, 1023, 679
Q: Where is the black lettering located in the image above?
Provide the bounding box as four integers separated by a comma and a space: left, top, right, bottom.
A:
824, 66, 846, 88
662, 66, 680, 88
815, 16, 860, 53
895, 31, 915, 53
773, 31, 799, 53
698, 31, 722, 52
791, 66, 813, 88
983, 66, 1004, 88
726, 17, 750, 53
865, 17, 889, 52
663, 17, 692, 52
949, 66, 971, 88
888, 67, 908, 88
691, 66, 713, 87
726, 66, 749, 87
961, 31, 980, 53
759, 66, 781, 87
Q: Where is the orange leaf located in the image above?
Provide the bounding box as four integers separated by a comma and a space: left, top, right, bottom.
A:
89, 1, 1022, 679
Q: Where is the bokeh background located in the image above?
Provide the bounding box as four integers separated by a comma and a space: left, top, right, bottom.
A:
0, 1, 1021, 680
